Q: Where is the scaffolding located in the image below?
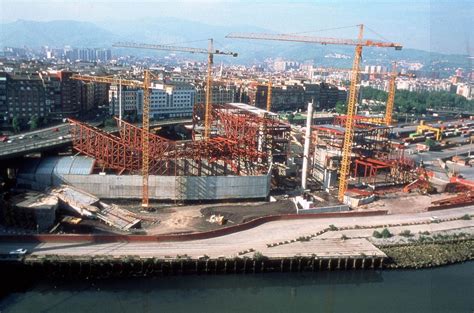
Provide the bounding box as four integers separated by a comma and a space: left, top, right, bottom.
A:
310, 117, 415, 190
67, 103, 290, 179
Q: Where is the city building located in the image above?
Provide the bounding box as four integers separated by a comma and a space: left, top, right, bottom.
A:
254, 82, 347, 112
0, 72, 7, 122
273, 60, 300, 72
195, 83, 236, 105
456, 83, 473, 100
109, 82, 195, 120
0, 69, 107, 123
64, 48, 112, 62
55, 71, 83, 117
5, 73, 48, 120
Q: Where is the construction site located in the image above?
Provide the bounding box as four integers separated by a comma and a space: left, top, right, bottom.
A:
1, 26, 473, 237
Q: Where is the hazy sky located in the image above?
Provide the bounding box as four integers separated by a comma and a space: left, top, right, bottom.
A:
1, 0, 472, 55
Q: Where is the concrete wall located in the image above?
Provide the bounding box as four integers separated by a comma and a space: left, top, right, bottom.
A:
297, 204, 350, 214
58, 174, 271, 200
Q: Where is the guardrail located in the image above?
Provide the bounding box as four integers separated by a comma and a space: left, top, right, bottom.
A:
0, 137, 72, 156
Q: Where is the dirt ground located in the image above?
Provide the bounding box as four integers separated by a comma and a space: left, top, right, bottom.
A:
141, 200, 296, 235
200, 200, 295, 224
360, 192, 452, 214
56, 191, 458, 236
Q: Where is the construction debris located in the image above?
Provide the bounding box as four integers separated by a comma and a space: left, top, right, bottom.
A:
208, 214, 227, 225
49, 185, 141, 231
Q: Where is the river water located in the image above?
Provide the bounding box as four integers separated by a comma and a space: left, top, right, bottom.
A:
1, 262, 472, 313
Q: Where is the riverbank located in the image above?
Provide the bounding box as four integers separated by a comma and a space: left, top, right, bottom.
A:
380, 238, 474, 269
1, 206, 472, 276
0, 238, 471, 280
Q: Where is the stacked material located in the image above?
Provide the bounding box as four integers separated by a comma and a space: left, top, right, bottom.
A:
50, 185, 141, 231
97, 202, 141, 230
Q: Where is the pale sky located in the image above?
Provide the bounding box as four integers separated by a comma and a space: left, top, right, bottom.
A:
0, 0, 472, 55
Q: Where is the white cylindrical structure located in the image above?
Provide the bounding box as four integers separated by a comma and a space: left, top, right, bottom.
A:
301, 100, 313, 190
118, 77, 122, 125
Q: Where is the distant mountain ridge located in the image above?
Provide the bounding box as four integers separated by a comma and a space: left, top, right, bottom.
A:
0, 19, 470, 69
0, 19, 119, 47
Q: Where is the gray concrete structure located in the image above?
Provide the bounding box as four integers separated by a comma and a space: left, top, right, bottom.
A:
61, 174, 270, 200
17, 156, 271, 201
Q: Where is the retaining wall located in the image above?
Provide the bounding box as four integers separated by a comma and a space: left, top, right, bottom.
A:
20, 172, 271, 201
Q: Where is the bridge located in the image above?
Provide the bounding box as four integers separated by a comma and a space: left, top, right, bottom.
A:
0, 118, 192, 160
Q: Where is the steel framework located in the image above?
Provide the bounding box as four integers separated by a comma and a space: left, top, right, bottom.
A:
68, 105, 290, 178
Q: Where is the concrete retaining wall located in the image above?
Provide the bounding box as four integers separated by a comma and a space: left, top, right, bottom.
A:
297, 204, 350, 214
38, 173, 271, 201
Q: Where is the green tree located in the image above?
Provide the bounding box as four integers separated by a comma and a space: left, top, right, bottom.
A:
12, 116, 21, 133
104, 117, 116, 128
335, 101, 347, 114
425, 138, 436, 147
359, 86, 474, 114
29, 115, 39, 130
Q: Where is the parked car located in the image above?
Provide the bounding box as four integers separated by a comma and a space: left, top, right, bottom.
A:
9, 248, 28, 255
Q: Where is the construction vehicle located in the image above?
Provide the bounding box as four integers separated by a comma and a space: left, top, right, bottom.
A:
227, 24, 402, 202
113, 40, 238, 140
417, 120, 442, 141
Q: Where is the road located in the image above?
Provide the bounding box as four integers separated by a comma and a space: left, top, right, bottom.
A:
0, 118, 192, 160
0, 206, 472, 259
0, 123, 72, 159
407, 143, 474, 163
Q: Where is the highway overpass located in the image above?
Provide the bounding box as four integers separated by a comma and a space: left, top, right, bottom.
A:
0, 118, 192, 160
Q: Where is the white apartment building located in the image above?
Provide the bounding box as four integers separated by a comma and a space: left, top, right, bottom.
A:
456, 84, 473, 100
109, 82, 195, 120
108, 85, 140, 116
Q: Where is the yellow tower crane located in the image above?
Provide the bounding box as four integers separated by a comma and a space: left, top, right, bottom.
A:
71, 71, 154, 208
113, 40, 238, 140
226, 24, 402, 202
384, 62, 397, 126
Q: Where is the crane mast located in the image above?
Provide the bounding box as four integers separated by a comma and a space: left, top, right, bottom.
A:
70, 73, 153, 208
205, 39, 214, 139
141, 70, 151, 208
385, 62, 397, 126
337, 25, 363, 202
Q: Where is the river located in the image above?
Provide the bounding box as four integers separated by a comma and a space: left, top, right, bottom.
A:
0, 262, 472, 313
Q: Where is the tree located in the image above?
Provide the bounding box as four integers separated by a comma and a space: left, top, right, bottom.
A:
360, 86, 474, 114
12, 116, 21, 133
29, 115, 39, 130
335, 101, 347, 114
104, 117, 116, 128
425, 138, 436, 147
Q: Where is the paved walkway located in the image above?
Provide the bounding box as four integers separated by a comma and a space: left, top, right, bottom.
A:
0, 206, 472, 259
